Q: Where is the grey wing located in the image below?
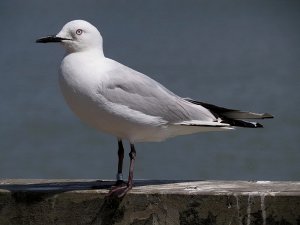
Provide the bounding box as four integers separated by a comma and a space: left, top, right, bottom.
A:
98, 62, 216, 124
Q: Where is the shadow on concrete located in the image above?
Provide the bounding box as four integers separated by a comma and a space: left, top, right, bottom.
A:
0, 179, 197, 207
0, 179, 197, 193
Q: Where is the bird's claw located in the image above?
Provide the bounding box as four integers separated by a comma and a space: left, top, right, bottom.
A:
107, 181, 133, 198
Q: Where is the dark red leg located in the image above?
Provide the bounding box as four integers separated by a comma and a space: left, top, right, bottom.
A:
125, 143, 136, 188
108, 143, 136, 197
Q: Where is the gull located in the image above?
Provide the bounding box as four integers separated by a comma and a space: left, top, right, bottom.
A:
36, 20, 273, 197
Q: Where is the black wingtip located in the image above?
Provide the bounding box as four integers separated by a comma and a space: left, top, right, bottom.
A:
221, 119, 264, 128
255, 123, 263, 128
36, 39, 45, 43
262, 113, 274, 119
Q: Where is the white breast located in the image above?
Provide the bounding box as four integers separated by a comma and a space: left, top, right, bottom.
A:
58, 52, 169, 142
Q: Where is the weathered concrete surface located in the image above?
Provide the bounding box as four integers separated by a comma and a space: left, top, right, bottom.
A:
0, 180, 299, 225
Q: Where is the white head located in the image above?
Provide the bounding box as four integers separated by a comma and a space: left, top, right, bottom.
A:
37, 20, 104, 55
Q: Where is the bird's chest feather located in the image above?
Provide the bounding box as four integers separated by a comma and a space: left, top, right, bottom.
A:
58, 54, 110, 118
60, 55, 99, 92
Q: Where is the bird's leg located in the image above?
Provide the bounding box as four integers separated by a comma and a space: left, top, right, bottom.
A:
108, 140, 126, 196
115, 143, 136, 197
126, 143, 136, 188
108, 143, 137, 198
115, 139, 125, 186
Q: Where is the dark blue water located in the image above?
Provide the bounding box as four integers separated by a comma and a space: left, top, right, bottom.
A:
0, 0, 299, 180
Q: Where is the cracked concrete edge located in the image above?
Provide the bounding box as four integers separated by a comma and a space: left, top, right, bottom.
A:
0, 180, 299, 225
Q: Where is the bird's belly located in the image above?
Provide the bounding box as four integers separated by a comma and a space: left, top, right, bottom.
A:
59, 77, 169, 142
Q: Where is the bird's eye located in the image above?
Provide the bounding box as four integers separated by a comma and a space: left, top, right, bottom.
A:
76, 29, 83, 35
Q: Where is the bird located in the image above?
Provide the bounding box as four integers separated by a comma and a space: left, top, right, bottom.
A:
36, 20, 273, 197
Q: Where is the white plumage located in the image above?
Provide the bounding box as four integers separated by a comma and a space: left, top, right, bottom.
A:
52, 20, 235, 142
36, 20, 273, 196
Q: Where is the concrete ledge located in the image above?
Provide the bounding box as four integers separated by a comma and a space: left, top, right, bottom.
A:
0, 180, 299, 225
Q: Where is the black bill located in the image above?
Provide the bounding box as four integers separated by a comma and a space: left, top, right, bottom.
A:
36, 35, 71, 43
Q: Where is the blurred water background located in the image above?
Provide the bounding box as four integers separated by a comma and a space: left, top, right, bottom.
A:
0, 0, 299, 180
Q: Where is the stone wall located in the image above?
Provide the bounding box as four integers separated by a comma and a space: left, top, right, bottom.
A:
0, 180, 299, 225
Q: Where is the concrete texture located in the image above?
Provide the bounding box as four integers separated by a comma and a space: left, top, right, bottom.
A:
0, 180, 299, 225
